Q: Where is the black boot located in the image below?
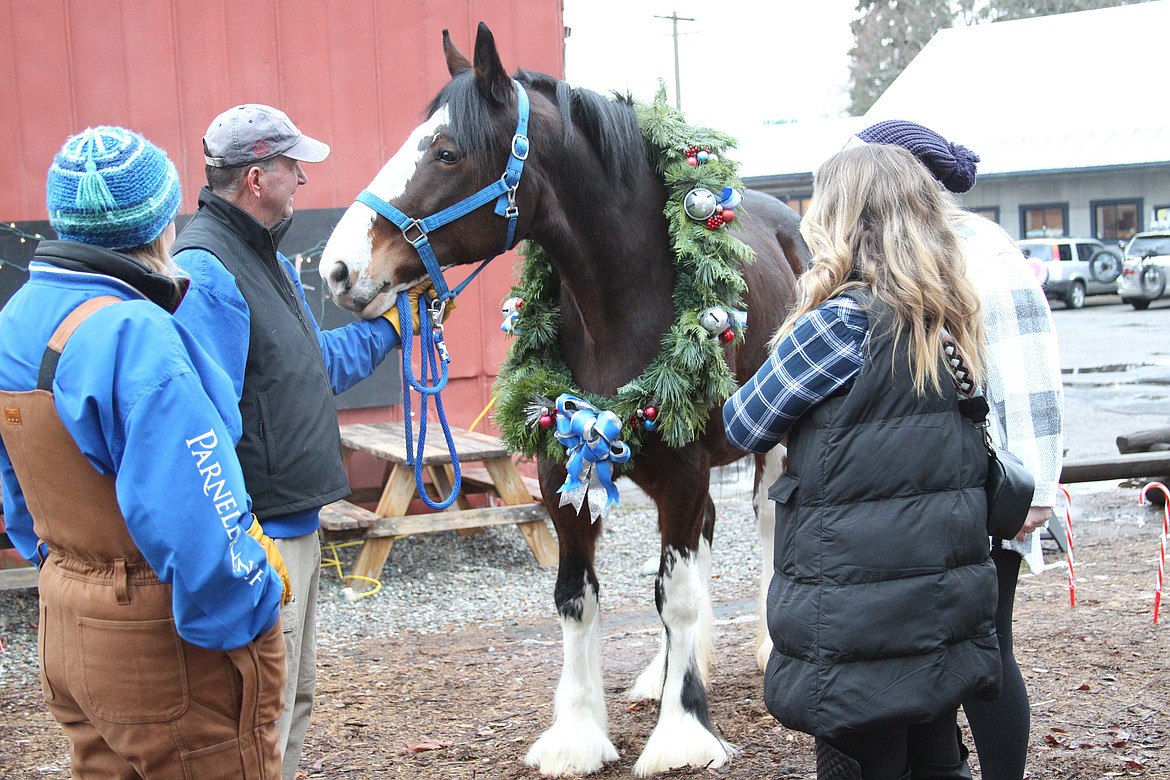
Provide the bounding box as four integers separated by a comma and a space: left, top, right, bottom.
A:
815, 740, 864, 780
815, 738, 911, 780
910, 745, 972, 780
909, 729, 973, 779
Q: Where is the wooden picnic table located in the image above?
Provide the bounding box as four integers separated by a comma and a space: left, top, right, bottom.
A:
320, 421, 558, 584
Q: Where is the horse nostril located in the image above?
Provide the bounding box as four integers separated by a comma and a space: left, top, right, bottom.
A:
329, 262, 350, 292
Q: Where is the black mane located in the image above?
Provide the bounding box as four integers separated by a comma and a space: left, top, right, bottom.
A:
426, 69, 650, 181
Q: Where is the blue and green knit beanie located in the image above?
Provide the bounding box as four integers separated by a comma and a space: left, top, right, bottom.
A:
46, 126, 181, 249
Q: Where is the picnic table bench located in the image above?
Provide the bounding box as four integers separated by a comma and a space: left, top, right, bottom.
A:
319, 421, 558, 584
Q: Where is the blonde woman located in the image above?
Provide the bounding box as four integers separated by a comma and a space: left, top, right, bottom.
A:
723, 143, 1001, 780
852, 119, 1064, 780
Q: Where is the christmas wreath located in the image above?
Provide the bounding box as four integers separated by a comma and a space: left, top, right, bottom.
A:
492, 85, 756, 468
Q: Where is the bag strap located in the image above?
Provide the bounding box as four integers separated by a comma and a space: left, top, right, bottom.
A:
942, 336, 995, 445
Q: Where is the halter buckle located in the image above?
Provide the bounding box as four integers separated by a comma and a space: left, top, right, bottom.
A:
401, 220, 427, 247
511, 133, 529, 161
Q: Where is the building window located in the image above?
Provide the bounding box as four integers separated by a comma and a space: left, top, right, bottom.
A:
1155, 205, 1170, 226
968, 206, 1000, 224
1091, 199, 1142, 241
1020, 204, 1068, 238
784, 195, 812, 216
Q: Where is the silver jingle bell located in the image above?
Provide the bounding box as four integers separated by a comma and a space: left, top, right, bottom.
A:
699, 306, 731, 334
683, 188, 718, 221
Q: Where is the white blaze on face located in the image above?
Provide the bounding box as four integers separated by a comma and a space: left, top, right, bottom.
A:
320, 106, 451, 307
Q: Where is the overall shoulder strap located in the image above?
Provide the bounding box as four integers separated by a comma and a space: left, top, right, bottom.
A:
36, 296, 123, 391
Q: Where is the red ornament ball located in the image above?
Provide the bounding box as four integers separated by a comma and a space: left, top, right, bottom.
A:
686, 156, 698, 166
538, 414, 554, 429
643, 405, 658, 421
719, 329, 736, 344
721, 209, 735, 223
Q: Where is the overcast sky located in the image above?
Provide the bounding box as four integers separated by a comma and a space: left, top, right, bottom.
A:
562, 0, 858, 141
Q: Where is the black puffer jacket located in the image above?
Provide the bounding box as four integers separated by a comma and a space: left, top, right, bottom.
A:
763, 293, 1001, 739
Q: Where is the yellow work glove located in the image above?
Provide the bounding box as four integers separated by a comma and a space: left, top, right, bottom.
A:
246, 516, 292, 605
381, 281, 456, 338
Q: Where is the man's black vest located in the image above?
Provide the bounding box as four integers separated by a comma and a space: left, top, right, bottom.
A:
173, 188, 349, 519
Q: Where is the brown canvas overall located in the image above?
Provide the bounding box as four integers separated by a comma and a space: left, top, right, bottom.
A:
0, 297, 285, 779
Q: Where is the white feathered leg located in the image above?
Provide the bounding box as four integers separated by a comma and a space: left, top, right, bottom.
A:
633, 546, 735, 777
525, 575, 617, 776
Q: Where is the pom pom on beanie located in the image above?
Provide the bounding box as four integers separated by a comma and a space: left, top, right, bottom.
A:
855, 120, 980, 193
46, 126, 181, 249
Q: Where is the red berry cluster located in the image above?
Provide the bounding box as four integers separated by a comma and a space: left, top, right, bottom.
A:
685, 145, 712, 167
706, 213, 725, 230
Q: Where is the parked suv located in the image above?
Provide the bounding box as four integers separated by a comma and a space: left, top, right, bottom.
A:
1016, 238, 1121, 309
1117, 227, 1170, 310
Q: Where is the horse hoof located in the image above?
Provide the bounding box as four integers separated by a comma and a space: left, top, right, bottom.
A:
632, 713, 736, 777
525, 719, 619, 777
756, 635, 774, 673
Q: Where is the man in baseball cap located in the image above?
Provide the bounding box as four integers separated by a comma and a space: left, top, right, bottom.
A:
203, 103, 330, 168
173, 105, 401, 780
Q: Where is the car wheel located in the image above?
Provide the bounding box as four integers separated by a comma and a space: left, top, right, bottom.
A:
1140, 265, 1166, 299
1064, 281, 1086, 309
1132, 299, 1152, 311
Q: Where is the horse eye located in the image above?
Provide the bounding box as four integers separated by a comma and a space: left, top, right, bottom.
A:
436, 148, 461, 165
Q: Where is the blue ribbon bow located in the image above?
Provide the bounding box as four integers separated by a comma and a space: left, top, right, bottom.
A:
552, 394, 631, 522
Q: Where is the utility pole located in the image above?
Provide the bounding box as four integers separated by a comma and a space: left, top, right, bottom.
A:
655, 12, 695, 111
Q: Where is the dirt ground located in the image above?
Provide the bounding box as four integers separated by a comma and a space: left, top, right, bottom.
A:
2, 489, 1168, 779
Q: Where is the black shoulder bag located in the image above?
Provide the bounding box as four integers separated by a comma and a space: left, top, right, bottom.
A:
943, 338, 1035, 540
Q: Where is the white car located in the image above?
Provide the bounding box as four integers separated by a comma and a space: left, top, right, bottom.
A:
1016, 238, 1121, 309
1117, 227, 1170, 310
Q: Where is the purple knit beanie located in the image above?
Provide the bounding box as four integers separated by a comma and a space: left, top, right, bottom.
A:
855, 120, 980, 193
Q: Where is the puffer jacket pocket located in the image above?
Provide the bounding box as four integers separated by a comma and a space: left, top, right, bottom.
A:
768, 472, 799, 575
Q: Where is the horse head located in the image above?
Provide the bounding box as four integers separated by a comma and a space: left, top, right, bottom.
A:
320, 22, 535, 317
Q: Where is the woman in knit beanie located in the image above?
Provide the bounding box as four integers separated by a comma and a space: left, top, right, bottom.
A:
46, 125, 182, 273
853, 119, 980, 194
850, 119, 1065, 780
0, 125, 288, 777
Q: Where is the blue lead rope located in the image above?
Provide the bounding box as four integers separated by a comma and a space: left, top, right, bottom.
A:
397, 291, 462, 510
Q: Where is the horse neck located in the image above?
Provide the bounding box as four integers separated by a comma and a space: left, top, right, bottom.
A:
529, 160, 678, 395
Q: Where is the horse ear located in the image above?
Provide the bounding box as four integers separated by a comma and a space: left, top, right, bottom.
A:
472, 21, 513, 105
443, 29, 472, 76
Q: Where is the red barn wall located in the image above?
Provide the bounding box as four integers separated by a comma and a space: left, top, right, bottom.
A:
0, 0, 565, 438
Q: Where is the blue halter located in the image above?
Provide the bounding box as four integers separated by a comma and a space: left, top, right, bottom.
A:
353, 80, 531, 510
353, 79, 530, 303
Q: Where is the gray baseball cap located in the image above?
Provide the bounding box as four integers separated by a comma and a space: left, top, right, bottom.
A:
203, 104, 330, 168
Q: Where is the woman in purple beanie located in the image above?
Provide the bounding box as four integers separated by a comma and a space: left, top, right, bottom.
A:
851, 119, 1065, 780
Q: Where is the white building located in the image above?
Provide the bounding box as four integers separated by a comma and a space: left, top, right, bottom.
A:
735, 1, 1170, 243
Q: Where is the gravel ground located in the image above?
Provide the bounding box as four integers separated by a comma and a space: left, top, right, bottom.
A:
0, 460, 764, 690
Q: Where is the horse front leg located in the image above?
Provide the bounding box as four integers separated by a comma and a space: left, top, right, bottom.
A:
631, 471, 734, 776
753, 448, 786, 672
525, 461, 617, 777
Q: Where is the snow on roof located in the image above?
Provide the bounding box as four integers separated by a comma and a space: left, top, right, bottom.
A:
733, 1, 1170, 179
